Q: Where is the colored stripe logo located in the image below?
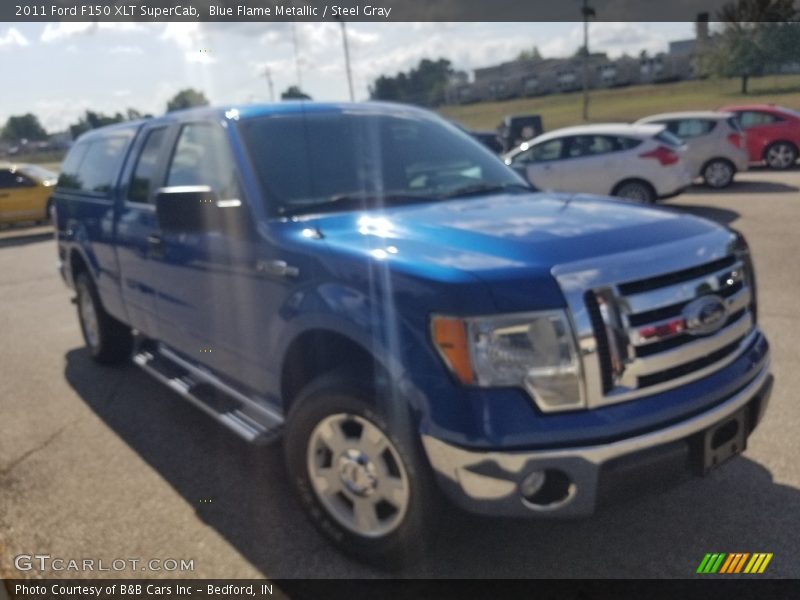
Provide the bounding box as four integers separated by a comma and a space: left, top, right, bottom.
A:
697, 553, 773, 574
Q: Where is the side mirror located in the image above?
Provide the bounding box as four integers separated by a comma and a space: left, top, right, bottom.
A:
155, 186, 249, 235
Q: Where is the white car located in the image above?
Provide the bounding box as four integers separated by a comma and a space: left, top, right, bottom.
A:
503, 123, 693, 203
636, 111, 749, 188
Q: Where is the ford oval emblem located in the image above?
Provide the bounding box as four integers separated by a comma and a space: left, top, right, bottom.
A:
683, 294, 728, 336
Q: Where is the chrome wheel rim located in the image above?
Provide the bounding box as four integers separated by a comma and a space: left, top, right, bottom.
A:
705, 161, 733, 187
767, 144, 795, 168
307, 413, 410, 538
79, 286, 100, 350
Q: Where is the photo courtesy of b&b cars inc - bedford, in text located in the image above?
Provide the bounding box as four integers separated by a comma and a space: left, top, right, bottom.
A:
0, 0, 799, 598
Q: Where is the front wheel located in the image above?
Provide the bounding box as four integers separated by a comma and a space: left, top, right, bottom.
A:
613, 180, 656, 203
284, 372, 440, 568
703, 159, 735, 189
764, 141, 797, 170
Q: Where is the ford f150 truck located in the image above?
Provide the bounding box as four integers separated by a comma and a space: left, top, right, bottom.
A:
55, 103, 772, 566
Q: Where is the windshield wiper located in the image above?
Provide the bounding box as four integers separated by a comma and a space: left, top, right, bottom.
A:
278, 191, 434, 217
440, 181, 532, 199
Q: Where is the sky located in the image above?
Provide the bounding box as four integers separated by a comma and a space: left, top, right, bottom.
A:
0, 21, 694, 133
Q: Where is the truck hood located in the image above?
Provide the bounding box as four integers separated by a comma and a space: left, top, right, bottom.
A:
303, 192, 723, 311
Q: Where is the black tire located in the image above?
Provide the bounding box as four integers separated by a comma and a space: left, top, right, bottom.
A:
75, 272, 133, 365
702, 158, 735, 189
35, 199, 54, 225
284, 371, 441, 569
763, 141, 798, 170
612, 179, 657, 203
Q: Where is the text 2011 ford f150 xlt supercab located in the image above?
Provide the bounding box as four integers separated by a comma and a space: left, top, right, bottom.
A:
54, 103, 772, 566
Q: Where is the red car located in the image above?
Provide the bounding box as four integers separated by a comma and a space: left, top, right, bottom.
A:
720, 104, 800, 169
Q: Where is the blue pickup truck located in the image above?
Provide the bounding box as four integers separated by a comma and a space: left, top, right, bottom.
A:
55, 102, 772, 566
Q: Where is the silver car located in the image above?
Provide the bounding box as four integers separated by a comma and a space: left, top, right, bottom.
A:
636, 111, 749, 189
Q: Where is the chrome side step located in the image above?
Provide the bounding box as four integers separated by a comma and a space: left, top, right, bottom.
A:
133, 344, 283, 444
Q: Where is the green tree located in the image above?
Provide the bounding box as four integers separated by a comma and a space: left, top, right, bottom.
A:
700, 0, 799, 93
369, 58, 454, 107
2, 113, 48, 142
517, 46, 544, 62
280, 85, 312, 100
166, 88, 210, 112
69, 110, 125, 139
126, 108, 153, 121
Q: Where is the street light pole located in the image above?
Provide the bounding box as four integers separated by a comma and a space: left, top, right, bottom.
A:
290, 22, 303, 88
339, 20, 355, 101
581, 0, 595, 121
263, 68, 275, 102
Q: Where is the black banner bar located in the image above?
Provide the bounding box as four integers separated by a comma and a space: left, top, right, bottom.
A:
3, 0, 797, 22
4, 579, 800, 600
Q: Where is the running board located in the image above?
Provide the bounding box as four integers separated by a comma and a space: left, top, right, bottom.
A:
133, 344, 283, 444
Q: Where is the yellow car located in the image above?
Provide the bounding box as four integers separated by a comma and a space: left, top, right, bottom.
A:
0, 162, 58, 225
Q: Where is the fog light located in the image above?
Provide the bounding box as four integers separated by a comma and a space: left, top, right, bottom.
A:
520, 470, 546, 498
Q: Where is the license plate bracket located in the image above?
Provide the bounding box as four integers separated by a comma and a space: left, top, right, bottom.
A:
700, 407, 748, 475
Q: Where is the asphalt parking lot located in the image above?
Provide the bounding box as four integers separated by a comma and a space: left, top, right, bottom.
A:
0, 168, 798, 580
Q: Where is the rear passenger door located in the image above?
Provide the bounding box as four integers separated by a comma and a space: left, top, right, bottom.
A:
661, 118, 716, 176
559, 135, 620, 194
115, 122, 175, 337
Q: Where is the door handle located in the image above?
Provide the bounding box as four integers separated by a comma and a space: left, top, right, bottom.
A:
146, 234, 164, 257
255, 259, 299, 278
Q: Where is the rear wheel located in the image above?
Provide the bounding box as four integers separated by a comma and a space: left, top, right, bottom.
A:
764, 141, 797, 170
75, 272, 133, 365
613, 179, 656, 203
702, 158, 735, 189
284, 372, 440, 568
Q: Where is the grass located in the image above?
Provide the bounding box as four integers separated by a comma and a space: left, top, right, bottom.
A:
3, 150, 66, 167
438, 74, 800, 131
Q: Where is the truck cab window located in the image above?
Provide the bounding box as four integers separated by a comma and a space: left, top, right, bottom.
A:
128, 127, 167, 204
166, 123, 239, 199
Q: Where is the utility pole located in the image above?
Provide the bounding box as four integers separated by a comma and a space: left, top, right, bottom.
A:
290, 22, 303, 88
263, 67, 275, 102
581, 0, 596, 121
338, 19, 355, 101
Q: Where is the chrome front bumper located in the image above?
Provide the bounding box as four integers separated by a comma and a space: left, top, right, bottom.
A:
422, 363, 772, 517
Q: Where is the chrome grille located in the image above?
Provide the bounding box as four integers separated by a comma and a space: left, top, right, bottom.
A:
553, 229, 759, 409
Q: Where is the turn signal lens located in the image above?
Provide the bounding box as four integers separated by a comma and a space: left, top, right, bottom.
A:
431, 316, 474, 384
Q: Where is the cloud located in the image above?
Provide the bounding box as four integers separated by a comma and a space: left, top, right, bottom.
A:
40, 22, 143, 43
0, 28, 29, 48
110, 45, 144, 55
160, 23, 218, 64
540, 22, 672, 59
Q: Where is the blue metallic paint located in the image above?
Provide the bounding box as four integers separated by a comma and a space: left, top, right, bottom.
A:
55, 103, 767, 455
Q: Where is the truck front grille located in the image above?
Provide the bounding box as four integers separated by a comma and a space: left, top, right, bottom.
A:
553, 229, 759, 409
587, 255, 754, 402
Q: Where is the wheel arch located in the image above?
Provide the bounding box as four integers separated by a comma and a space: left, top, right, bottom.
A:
762, 139, 799, 160
611, 177, 656, 199
280, 328, 395, 413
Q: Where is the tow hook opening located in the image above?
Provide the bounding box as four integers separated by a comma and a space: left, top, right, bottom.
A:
520, 469, 576, 510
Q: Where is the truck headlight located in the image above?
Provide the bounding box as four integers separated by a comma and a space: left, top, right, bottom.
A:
431, 311, 585, 412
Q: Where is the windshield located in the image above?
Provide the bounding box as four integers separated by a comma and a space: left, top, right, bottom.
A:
238, 109, 526, 216
18, 164, 59, 182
